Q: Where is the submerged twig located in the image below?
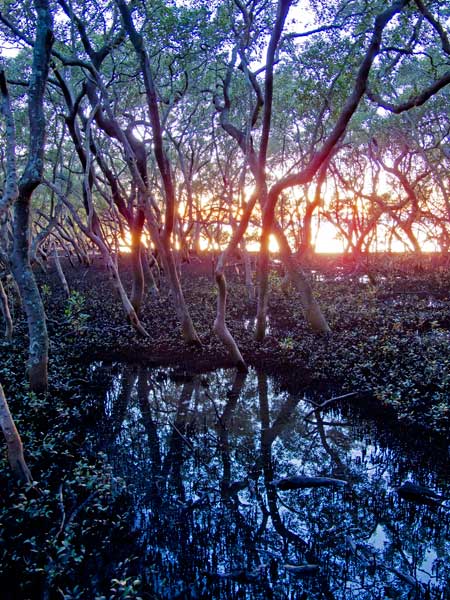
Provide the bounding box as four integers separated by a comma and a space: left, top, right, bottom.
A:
303, 391, 360, 420
55, 483, 66, 540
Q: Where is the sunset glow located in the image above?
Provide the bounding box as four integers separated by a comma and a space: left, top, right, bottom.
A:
118, 223, 438, 255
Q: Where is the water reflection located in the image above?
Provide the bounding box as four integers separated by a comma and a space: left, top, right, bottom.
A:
91, 364, 449, 599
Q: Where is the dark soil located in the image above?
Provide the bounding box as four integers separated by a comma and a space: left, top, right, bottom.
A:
24, 252, 449, 437
1, 252, 449, 599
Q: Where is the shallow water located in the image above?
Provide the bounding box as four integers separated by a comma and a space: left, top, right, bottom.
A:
90, 364, 450, 599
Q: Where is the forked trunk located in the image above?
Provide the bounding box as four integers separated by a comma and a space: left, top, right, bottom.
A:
256, 221, 330, 340
8, 0, 53, 393
0, 383, 33, 484
278, 225, 330, 332
212, 192, 259, 367
284, 267, 331, 332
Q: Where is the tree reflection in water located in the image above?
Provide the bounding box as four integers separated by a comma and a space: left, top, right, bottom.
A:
94, 363, 449, 599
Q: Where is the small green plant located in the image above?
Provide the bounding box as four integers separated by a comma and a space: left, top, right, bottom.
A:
268, 271, 282, 289
279, 336, 294, 350
40, 283, 51, 300
64, 291, 89, 332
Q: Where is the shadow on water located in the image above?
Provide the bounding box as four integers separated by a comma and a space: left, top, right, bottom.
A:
89, 363, 450, 599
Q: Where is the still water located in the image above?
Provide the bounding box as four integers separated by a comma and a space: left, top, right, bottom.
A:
90, 364, 449, 599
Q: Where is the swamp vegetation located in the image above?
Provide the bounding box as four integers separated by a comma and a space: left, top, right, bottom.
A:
0, 0, 450, 597
1, 258, 450, 598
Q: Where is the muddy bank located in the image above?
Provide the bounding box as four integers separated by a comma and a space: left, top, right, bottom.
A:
8, 254, 446, 437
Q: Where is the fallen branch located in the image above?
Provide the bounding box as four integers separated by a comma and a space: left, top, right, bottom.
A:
272, 475, 348, 490
346, 536, 425, 593
303, 391, 360, 420
284, 564, 319, 576
55, 483, 66, 540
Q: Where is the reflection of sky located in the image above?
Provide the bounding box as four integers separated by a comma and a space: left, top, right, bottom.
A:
418, 547, 438, 585
92, 363, 449, 598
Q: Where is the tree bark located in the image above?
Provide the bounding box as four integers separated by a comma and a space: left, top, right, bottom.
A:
0, 280, 13, 340
11, 198, 49, 392
117, 0, 200, 344
241, 244, 254, 301
159, 239, 200, 344
254, 1, 409, 339
142, 246, 159, 295
9, 0, 53, 393
0, 384, 33, 484
275, 224, 330, 332
214, 272, 247, 371
212, 192, 259, 367
52, 243, 70, 297
256, 222, 331, 339
130, 211, 145, 313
